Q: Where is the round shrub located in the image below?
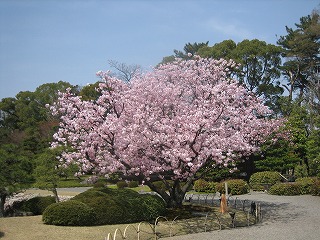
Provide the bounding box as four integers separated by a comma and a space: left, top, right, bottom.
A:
268, 183, 301, 196
42, 200, 95, 226
116, 180, 128, 189
18, 196, 56, 215
93, 181, 106, 188
139, 194, 166, 220
128, 181, 139, 188
151, 180, 173, 192
72, 189, 125, 225
194, 179, 216, 193
249, 171, 281, 190
295, 177, 316, 194
71, 188, 165, 225
311, 178, 320, 196
216, 179, 249, 195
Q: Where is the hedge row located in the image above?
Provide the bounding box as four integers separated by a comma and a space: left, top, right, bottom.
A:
42, 187, 166, 226
193, 179, 249, 195
269, 177, 320, 196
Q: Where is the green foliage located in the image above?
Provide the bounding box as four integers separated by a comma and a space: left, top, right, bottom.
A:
138, 194, 166, 219
268, 183, 301, 195
69, 188, 166, 225
151, 180, 174, 192
310, 179, 320, 196
193, 179, 216, 193
216, 179, 249, 195
128, 181, 139, 188
42, 200, 95, 226
295, 177, 316, 194
15, 196, 56, 215
0, 144, 33, 216
249, 171, 281, 188
116, 180, 128, 189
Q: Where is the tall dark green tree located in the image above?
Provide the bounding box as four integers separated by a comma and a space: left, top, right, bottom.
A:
0, 144, 33, 217
198, 39, 284, 112
277, 10, 320, 103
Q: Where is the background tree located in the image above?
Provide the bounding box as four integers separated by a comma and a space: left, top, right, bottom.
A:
34, 147, 77, 202
159, 42, 209, 65
199, 39, 284, 112
0, 144, 33, 217
50, 56, 283, 207
277, 10, 320, 103
107, 60, 142, 83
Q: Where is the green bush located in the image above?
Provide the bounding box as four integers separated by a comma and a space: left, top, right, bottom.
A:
116, 180, 128, 189
42, 200, 95, 226
193, 179, 216, 193
17, 196, 56, 215
93, 181, 106, 188
151, 180, 173, 192
249, 171, 281, 190
268, 183, 301, 195
71, 188, 166, 225
139, 194, 166, 219
311, 178, 320, 196
216, 179, 249, 195
72, 189, 125, 225
295, 177, 316, 194
128, 181, 139, 188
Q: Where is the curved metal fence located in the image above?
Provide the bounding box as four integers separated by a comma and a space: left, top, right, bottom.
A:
105, 193, 262, 240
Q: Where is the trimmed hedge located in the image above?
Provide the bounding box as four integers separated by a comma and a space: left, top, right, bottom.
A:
311, 178, 320, 196
42, 200, 95, 226
128, 181, 139, 188
51, 187, 166, 226
14, 196, 56, 215
268, 183, 301, 196
116, 180, 128, 189
295, 177, 316, 194
151, 180, 173, 192
249, 171, 281, 189
216, 179, 249, 195
193, 179, 216, 193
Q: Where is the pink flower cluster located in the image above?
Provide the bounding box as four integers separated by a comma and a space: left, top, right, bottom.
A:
50, 56, 283, 181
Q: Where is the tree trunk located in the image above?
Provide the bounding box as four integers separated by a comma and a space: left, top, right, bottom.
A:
0, 193, 7, 217
146, 178, 193, 208
51, 187, 60, 203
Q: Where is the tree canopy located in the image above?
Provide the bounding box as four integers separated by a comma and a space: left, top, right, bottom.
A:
50, 56, 283, 207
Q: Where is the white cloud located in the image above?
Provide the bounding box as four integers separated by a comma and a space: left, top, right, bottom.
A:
204, 18, 253, 41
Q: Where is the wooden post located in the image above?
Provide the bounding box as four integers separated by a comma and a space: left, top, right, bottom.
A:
219, 193, 228, 214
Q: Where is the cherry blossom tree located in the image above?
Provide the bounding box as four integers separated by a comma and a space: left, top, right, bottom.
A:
50, 56, 283, 207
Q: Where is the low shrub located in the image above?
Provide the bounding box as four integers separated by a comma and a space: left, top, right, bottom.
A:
249, 171, 281, 190
16, 196, 56, 215
268, 183, 301, 195
93, 181, 106, 188
128, 181, 139, 188
295, 177, 316, 194
193, 179, 216, 193
116, 180, 128, 189
42, 200, 95, 226
151, 180, 173, 192
216, 179, 249, 195
70, 188, 166, 225
311, 178, 320, 196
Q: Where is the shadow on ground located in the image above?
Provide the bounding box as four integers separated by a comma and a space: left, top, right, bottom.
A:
259, 201, 304, 224
0, 231, 5, 238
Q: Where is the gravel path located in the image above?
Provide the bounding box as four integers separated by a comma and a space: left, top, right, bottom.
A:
163, 192, 320, 240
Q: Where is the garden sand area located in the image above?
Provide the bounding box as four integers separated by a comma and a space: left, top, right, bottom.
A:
163, 192, 320, 240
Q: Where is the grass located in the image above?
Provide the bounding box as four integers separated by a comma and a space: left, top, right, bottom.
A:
0, 187, 255, 239
0, 207, 254, 240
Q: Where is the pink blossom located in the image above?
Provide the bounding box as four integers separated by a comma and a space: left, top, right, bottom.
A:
50, 56, 283, 182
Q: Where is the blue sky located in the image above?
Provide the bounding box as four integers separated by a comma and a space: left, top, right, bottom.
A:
0, 0, 319, 100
